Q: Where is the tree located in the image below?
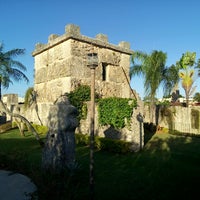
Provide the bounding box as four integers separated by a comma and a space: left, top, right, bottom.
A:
193, 92, 200, 102
162, 64, 180, 96
195, 58, 200, 76
0, 43, 43, 146
0, 43, 29, 99
130, 50, 167, 123
177, 52, 197, 107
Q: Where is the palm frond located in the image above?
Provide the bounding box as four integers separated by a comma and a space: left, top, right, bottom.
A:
129, 64, 143, 78
5, 49, 25, 58
0, 43, 4, 52
8, 68, 29, 83
0, 44, 29, 94
8, 60, 27, 71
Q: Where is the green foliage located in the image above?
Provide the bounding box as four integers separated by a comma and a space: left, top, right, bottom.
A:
75, 133, 133, 153
0, 43, 29, 98
177, 51, 198, 107
12, 122, 48, 135
67, 85, 91, 120
2, 129, 200, 199
98, 97, 137, 129
178, 52, 196, 69
75, 133, 90, 145
157, 100, 170, 106
193, 92, 200, 102
32, 124, 48, 135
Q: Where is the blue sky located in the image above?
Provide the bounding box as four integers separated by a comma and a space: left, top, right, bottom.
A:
1, 0, 200, 98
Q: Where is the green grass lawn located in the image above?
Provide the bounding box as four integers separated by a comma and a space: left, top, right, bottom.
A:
0, 128, 200, 200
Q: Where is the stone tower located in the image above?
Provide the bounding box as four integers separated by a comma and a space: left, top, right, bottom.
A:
32, 24, 134, 125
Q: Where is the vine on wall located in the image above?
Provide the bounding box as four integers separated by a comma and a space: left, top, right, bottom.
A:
66, 85, 137, 129
98, 97, 137, 129
66, 85, 91, 120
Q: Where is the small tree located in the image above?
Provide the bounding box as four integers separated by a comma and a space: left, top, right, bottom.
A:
177, 52, 197, 107
130, 50, 167, 123
193, 92, 200, 102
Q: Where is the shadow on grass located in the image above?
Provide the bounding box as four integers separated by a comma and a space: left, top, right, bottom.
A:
92, 133, 200, 200
143, 122, 157, 145
1, 130, 200, 200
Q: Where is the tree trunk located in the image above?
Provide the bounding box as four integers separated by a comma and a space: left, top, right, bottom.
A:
186, 92, 189, 107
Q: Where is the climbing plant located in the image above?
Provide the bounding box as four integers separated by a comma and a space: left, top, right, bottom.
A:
98, 97, 137, 129
66, 85, 100, 120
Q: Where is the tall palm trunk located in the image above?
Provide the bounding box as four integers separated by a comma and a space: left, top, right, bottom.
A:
185, 91, 189, 107
150, 96, 155, 124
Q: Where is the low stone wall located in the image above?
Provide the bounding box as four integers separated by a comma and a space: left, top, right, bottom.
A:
12, 97, 144, 152
76, 99, 144, 152
144, 105, 200, 134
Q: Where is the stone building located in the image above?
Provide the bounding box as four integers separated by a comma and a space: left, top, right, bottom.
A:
31, 24, 143, 151
32, 24, 138, 121
33, 25, 133, 99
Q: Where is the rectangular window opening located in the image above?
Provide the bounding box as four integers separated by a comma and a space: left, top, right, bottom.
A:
102, 63, 107, 81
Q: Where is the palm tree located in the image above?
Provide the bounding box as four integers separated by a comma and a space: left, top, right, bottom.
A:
0, 43, 29, 99
0, 43, 44, 146
177, 52, 197, 107
130, 50, 167, 123
162, 64, 180, 96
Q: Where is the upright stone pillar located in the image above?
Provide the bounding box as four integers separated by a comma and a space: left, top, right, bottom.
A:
42, 96, 78, 172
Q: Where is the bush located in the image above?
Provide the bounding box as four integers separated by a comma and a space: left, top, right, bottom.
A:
75, 133, 90, 145
32, 124, 48, 135
67, 85, 91, 120
75, 133, 133, 154
98, 97, 137, 129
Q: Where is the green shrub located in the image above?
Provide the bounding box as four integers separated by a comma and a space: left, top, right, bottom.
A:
67, 85, 91, 120
75, 133, 90, 145
98, 97, 137, 129
32, 124, 48, 135
75, 133, 133, 153
12, 122, 48, 135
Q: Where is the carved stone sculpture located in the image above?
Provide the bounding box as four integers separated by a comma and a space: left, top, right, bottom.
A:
42, 96, 78, 172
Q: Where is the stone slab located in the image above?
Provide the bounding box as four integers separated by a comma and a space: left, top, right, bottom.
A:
0, 170, 37, 200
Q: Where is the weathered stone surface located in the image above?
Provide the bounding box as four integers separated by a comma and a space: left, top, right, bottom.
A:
96, 33, 108, 42
30, 24, 144, 152
65, 24, 80, 36
32, 24, 133, 102
42, 96, 78, 172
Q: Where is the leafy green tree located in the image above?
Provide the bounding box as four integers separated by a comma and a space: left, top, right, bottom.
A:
130, 50, 167, 123
193, 92, 200, 102
0, 43, 29, 99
